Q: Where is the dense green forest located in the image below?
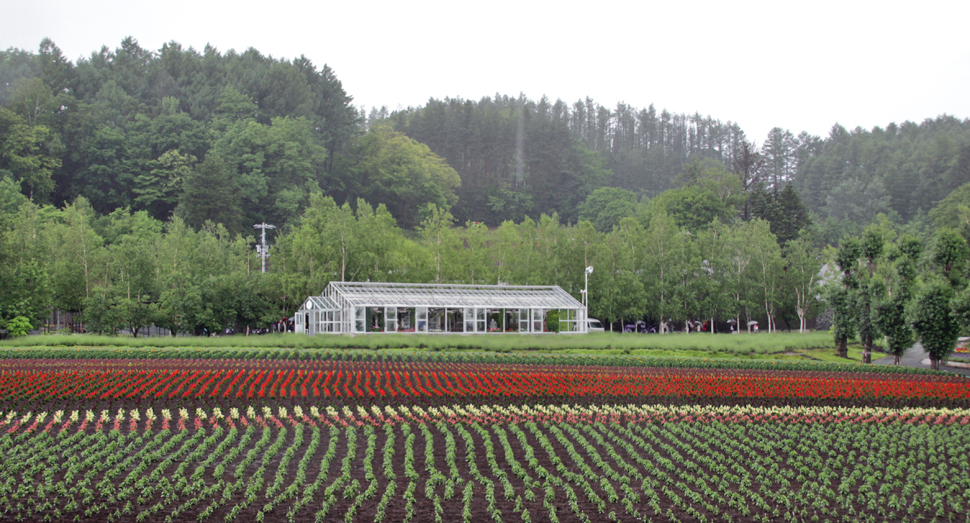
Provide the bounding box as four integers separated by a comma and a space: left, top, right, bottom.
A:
3, 37, 970, 358
0, 37, 361, 230
384, 97, 970, 241
4, 38, 970, 235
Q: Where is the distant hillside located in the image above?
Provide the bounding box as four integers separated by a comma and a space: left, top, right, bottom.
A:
385, 96, 970, 233
2, 38, 969, 239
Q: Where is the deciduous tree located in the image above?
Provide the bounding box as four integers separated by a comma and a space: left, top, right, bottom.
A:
910, 278, 961, 371
782, 234, 821, 333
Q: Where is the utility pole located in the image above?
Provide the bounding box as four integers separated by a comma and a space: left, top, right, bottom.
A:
584, 265, 593, 331
253, 223, 276, 273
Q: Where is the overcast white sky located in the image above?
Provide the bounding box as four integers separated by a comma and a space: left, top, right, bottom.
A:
3, 0, 969, 142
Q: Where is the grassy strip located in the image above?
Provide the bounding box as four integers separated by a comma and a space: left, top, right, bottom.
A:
794, 345, 866, 363
0, 344, 942, 375
6, 331, 835, 354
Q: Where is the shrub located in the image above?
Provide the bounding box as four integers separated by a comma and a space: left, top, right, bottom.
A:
4, 316, 33, 337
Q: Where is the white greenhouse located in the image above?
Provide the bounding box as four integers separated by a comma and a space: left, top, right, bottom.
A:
295, 281, 589, 335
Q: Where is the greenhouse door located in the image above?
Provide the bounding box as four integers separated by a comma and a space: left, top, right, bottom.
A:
533, 309, 544, 333
416, 308, 428, 333
385, 307, 397, 332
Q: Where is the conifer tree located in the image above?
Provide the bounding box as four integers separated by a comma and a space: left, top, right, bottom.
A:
178, 154, 243, 234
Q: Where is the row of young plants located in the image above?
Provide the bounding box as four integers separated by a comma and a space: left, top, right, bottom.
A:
0, 345, 944, 375
1, 411, 968, 522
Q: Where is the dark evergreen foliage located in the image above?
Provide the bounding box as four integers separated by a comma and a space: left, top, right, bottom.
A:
748, 183, 812, 244
0, 37, 359, 231
179, 154, 243, 234
4, 38, 970, 239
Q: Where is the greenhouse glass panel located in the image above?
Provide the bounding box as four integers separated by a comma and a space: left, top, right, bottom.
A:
429, 309, 443, 332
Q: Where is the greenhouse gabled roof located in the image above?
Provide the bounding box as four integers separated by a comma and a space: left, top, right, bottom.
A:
326, 282, 583, 310
302, 295, 339, 311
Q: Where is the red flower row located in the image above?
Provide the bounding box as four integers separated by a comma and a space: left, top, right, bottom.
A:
0, 364, 967, 402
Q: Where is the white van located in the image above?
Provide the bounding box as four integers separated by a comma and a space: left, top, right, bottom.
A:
587, 318, 605, 333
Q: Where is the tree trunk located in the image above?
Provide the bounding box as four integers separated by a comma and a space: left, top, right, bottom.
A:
836, 336, 847, 358
862, 335, 872, 364
893, 353, 901, 365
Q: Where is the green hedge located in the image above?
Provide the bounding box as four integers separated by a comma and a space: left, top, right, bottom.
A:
4, 331, 833, 354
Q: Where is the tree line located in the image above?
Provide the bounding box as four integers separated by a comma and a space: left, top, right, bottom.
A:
0, 159, 823, 337
828, 223, 970, 370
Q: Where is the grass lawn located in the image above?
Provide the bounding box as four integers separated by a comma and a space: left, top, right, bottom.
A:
0, 330, 867, 363
792, 345, 866, 363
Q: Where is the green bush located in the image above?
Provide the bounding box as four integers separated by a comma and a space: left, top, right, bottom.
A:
546, 310, 561, 333
4, 316, 32, 337
1, 330, 834, 354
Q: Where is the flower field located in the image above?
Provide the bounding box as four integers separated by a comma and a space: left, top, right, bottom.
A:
1, 358, 968, 407
1, 348, 969, 522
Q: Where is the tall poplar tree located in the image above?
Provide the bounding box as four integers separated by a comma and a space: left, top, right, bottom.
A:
872, 235, 921, 364
912, 228, 969, 370
856, 226, 885, 363
829, 237, 862, 358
